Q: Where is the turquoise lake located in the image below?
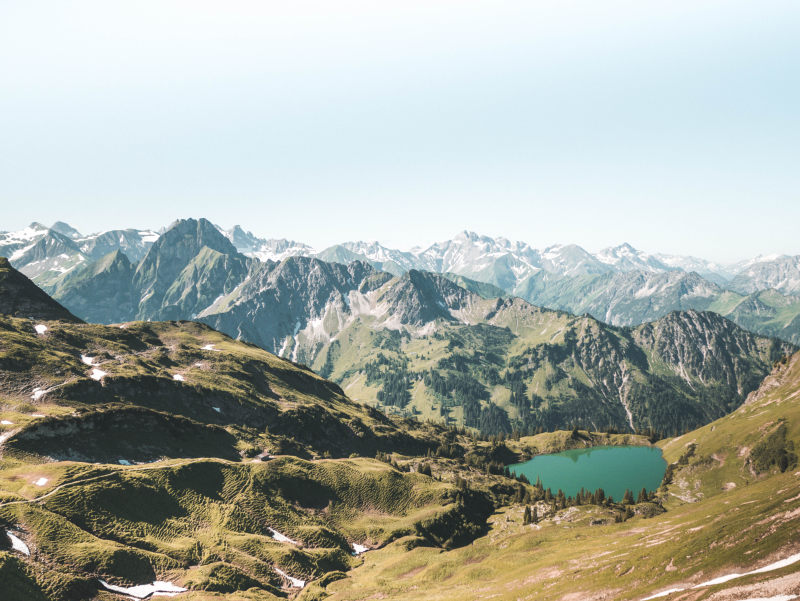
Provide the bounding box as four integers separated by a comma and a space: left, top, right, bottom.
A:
508, 446, 666, 502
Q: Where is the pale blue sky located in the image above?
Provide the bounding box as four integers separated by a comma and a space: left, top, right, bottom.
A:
1, 1, 798, 261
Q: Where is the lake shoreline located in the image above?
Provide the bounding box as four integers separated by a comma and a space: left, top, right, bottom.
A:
508, 445, 667, 502
503, 430, 654, 462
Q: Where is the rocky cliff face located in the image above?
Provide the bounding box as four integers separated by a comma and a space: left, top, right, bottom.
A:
199, 256, 377, 353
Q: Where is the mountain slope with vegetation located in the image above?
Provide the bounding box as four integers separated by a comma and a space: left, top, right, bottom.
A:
26, 219, 796, 436
320, 351, 800, 601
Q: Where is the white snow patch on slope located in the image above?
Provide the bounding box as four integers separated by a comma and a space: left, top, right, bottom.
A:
1, 420, 13, 425
274, 567, 306, 589
34, 477, 48, 486
90, 368, 107, 381
290, 320, 302, 362
278, 336, 290, 357
201, 343, 219, 351
352, 543, 369, 555
34, 324, 48, 334
81, 355, 97, 366
268, 528, 299, 546
99, 579, 187, 599
642, 552, 800, 600
10, 243, 36, 261
31, 387, 53, 400
173, 374, 185, 381
7, 531, 30, 556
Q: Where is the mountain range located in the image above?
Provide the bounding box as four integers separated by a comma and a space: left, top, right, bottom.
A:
5, 221, 800, 294
3, 218, 795, 437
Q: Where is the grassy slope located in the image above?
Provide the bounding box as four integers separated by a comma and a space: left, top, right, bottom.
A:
0, 314, 510, 601
321, 353, 800, 601
0, 455, 465, 601
0, 316, 440, 462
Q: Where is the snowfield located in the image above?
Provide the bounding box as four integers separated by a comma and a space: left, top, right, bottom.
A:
90, 368, 107, 381
274, 567, 306, 588
268, 528, 300, 546
643, 552, 800, 600
7, 531, 30, 556
99, 580, 187, 599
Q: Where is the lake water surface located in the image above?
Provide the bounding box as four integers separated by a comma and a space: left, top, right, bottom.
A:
508, 445, 666, 502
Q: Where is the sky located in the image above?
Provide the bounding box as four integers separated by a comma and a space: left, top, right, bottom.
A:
1, 0, 798, 262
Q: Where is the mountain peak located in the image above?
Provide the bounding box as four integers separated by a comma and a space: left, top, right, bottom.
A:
50, 221, 82, 239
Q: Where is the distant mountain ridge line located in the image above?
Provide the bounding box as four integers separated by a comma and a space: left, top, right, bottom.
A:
3, 219, 797, 283
3, 219, 800, 348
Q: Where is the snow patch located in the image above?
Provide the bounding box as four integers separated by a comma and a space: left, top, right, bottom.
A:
643, 552, 800, 600
277, 336, 290, 357
31, 388, 50, 400
90, 368, 107, 381
274, 567, 306, 589
81, 355, 97, 366
118, 459, 132, 465
7, 532, 30, 556
34, 477, 48, 486
201, 343, 220, 351
1, 420, 13, 425
173, 374, 185, 381
34, 324, 48, 334
212, 407, 221, 413
268, 528, 299, 546
98, 580, 187, 599
352, 543, 369, 555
